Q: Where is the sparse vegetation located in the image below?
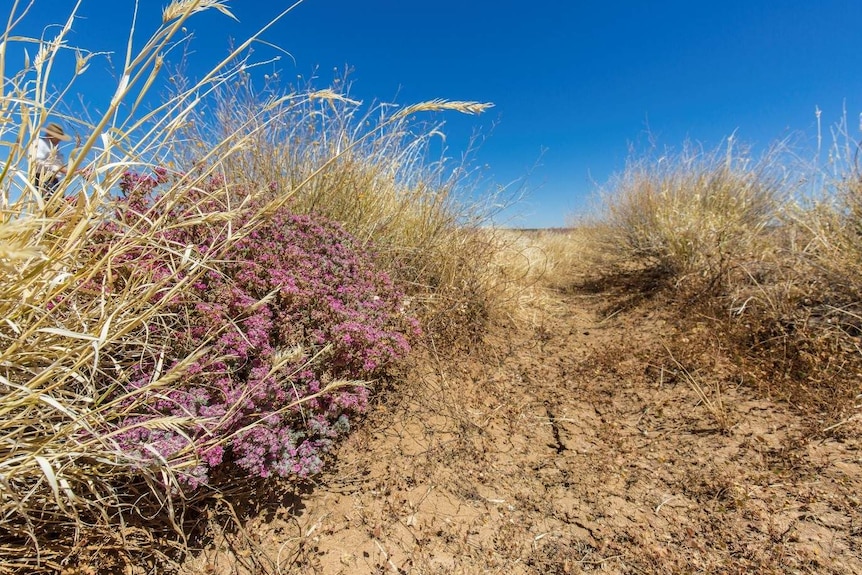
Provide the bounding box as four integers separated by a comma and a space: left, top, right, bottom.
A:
2, 2, 861, 574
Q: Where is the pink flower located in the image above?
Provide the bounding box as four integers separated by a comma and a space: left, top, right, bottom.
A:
92, 176, 420, 490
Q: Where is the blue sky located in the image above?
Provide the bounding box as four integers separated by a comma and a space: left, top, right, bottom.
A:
9, 1, 862, 227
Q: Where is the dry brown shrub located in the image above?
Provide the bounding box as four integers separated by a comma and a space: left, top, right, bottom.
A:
722, 178, 862, 415
593, 140, 784, 297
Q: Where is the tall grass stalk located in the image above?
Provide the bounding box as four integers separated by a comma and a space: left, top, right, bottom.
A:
662, 343, 730, 433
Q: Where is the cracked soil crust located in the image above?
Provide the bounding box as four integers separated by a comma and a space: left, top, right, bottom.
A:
182, 283, 862, 575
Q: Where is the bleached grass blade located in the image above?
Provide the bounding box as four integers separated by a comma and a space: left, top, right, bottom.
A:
35, 327, 99, 341
33, 456, 61, 509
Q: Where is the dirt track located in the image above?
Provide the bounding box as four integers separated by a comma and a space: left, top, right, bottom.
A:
183, 284, 862, 574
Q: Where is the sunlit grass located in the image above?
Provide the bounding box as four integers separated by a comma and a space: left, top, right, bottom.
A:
165, 69, 506, 341
0, 2, 498, 571
593, 140, 785, 291
580, 134, 862, 413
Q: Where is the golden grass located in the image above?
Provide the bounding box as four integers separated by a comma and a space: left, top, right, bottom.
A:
431, 226, 609, 332
580, 136, 862, 415
0, 2, 502, 572
593, 141, 784, 293
164, 71, 503, 343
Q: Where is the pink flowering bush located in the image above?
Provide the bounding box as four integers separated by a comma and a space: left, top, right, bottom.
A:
90, 171, 419, 488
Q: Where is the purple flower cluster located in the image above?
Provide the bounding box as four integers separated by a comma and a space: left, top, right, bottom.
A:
91, 171, 419, 488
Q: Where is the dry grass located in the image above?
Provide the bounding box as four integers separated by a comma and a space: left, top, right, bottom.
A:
662, 343, 731, 433
724, 177, 862, 412
5, 2, 856, 572
0, 2, 502, 572
467, 227, 602, 328
580, 134, 862, 416
593, 140, 785, 294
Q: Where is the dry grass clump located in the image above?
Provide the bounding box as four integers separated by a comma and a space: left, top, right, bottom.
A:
0, 2, 500, 573
710, 122, 862, 412
584, 135, 862, 415
594, 141, 784, 295
726, 175, 862, 412
797, 177, 862, 316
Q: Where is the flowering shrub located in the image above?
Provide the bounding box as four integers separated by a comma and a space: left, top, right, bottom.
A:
90, 171, 419, 488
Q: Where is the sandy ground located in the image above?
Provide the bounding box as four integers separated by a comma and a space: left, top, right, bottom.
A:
181, 280, 862, 574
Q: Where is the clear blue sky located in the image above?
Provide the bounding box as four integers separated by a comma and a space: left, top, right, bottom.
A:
10, 1, 862, 227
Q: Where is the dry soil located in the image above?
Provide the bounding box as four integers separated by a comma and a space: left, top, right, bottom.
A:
181, 278, 862, 574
